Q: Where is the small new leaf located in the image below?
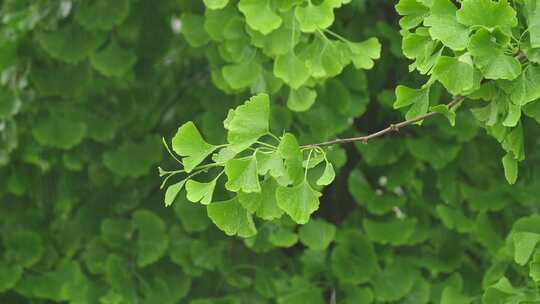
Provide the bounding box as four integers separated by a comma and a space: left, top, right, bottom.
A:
164, 179, 187, 207
316, 161, 335, 186
186, 179, 218, 205
172, 122, 217, 173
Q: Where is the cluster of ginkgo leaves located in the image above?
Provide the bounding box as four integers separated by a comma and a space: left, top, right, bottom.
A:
395, 0, 540, 184
161, 94, 335, 237
183, 0, 381, 111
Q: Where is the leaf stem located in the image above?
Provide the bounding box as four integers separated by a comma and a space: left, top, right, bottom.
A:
323, 29, 350, 43
162, 137, 183, 165
266, 132, 281, 144
256, 140, 277, 150
304, 148, 314, 180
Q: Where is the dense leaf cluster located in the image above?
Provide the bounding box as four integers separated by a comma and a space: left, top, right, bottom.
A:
2, 0, 540, 303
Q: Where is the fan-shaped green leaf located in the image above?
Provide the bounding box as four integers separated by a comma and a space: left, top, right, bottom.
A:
133, 210, 169, 267
331, 230, 378, 284
468, 29, 521, 80
424, 0, 469, 51
91, 40, 137, 77
456, 0, 517, 34
276, 180, 321, 224
224, 93, 270, 152
225, 156, 261, 193
274, 50, 311, 89
238, 0, 282, 35
3, 230, 43, 268
348, 38, 381, 70
75, 0, 129, 30
37, 23, 105, 63
287, 87, 317, 112
172, 122, 217, 173
207, 197, 257, 237
185, 178, 218, 205
238, 178, 284, 220
512, 232, 540, 265
103, 136, 162, 178
298, 219, 336, 250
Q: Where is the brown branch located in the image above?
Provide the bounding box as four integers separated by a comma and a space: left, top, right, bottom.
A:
304, 95, 464, 148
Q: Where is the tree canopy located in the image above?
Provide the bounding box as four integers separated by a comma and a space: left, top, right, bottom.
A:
2, 0, 540, 303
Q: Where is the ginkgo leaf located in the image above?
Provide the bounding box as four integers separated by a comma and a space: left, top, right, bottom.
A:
256, 151, 286, 178
502, 153, 518, 185
3, 230, 43, 268
75, 0, 130, 30
501, 122, 525, 161
509, 65, 540, 106
103, 136, 162, 178
207, 197, 257, 237
433, 55, 480, 95
512, 232, 540, 265
316, 161, 335, 186
431, 104, 456, 126
276, 180, 321, 224
294, 0, 345, 32
401, 29, 441, 74
278, 133, 304, 185
300, 37, 350, 78
456, 0, 517, 34
238, 0, 282, 35
133, 210, 169, 267
423, 0, 469, 51
372, 262, 416, 301
204, 6, 239, 42
287, 87, 317, 112
181, 13, 211, 47
0, 262, 22, 292
0, 89, 19, 119
164, 179, 187, 207
394, 85, 430, 120
238, 178, 284, 220
503, 103, 522, 127
348, 38, 382, 70
186, 179, 218, 205
395, 0, 429, 29
363, 218, 417, 245
468, 29, 521, 80
331, 230, 378, 284
222, 60, 261, 90
225, 156, 261, 193
91, 40, 137, 77
172, 122, 217, 173
268, 227, 298, 248
224, 94, 270, 152
37, 23, 105, 64
274, 50, 311, 89
524, 0, 540, 48
33, 113, 87, 149
298, 219, 336, 250
277, 277, 325, 304
248, 11, 300, 57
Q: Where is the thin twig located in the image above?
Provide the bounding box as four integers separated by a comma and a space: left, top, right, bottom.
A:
304, 96, 464, 148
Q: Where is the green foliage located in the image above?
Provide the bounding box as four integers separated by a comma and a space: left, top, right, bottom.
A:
3, 0, 540, 303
